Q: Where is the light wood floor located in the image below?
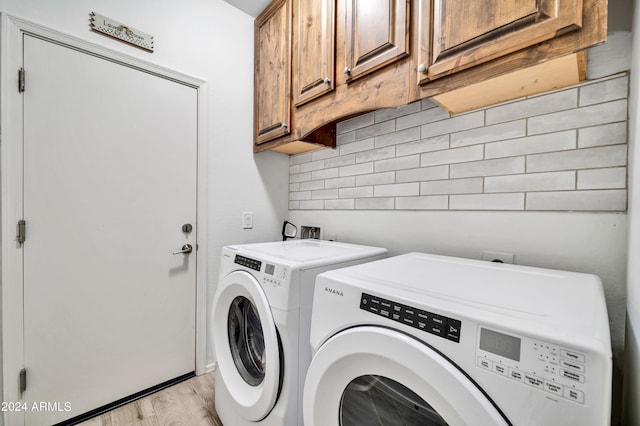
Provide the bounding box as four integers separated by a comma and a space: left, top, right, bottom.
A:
78, 373, 222, 426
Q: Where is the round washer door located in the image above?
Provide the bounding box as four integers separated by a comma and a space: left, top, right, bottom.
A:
212, 270, 280, 421
303, 326, 510, 426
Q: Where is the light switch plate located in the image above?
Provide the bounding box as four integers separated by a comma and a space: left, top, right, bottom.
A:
242, 212, 253, 229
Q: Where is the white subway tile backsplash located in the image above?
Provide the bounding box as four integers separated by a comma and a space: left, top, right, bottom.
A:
290, 191, 311, 201
577, 167, 627, 189
289, 164, 301, 174
486, 89, 577, 124
396, 195, 448, 210
340, 138, 375, 155
422, 111, 484, 139
578, 122, 627, 148
311, 147, 340, 161
451, 157, 525, 179
450, 120, 526, 148
300, 159, 325, 173
299, 180, 325, 191
396, 165, 449, 183
484, 171, 575, 193
356, 172, 396, 186
528, 99, 627, 135
421, 145, 484, 167
375, 126, 421, 148
485, 131, 576, 159
340, 186, 374, 198
290, 151, 313, 165
579, 75, 628, 106
527, 145, 627, 173
396, 135, 450, 156
289, 74, 629, 212
526, 190, 627, 211
311, 168, 339, 180
312, 189, 339, 199
340, 162, 375, 177
325, 154, 356, 168
337, 131, 356, 145
421, 178, 483, 195
290, 172, 312, 183
374, 183, 420, 197
375, 155, 421, 172
396, 106, 450, 131
356, 146, 396, 163
356, 120, 396, 139
325, 176, 356, 189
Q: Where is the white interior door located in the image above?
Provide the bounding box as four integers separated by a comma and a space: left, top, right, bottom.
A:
22, 34, 198, 425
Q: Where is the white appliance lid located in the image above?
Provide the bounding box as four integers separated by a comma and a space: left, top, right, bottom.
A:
319, 252, 610, 346
227, 239, 386, 266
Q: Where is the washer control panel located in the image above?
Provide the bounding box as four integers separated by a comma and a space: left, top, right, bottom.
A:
234, 254, 261, 271
261, 262, 289, 287
234, 254, 289, 287
476, 326, 588, 405
360, 293, 461, 343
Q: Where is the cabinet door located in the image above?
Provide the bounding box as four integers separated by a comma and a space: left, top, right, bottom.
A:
293, 0, 335, 106
344, 0, 410, 82
255, 0, 291, 145
417, 0, 582, 84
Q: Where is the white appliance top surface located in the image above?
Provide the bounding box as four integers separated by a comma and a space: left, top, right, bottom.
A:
227, 239, 387, 267
320, 252, 608, 340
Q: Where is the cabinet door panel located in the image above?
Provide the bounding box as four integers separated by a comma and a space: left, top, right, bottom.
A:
345, 0, 410, 82
418, 0, 582, 84
255, 0, 291, 144
293, 0, 335, 106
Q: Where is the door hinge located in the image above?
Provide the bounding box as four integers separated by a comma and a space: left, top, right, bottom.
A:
18, 67, 25, 93
17, 219, 26, 244
19, 368, 27, 394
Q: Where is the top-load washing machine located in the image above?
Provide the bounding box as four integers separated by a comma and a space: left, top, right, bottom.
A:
211, 239, 387, 426
304, 252, 612, 426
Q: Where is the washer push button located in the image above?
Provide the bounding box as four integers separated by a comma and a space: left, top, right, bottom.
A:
445, 319, 461, 343
563, 387, 585, 404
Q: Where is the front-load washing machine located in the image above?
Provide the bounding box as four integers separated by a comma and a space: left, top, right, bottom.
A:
304, 252, 612, 426
211, 239, 387, 426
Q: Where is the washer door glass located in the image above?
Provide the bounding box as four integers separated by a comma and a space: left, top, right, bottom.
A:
228, 296, 266, 386
340, 375, 448, 426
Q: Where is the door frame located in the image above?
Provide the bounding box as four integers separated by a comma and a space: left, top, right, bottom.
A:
0, 14, 209, 425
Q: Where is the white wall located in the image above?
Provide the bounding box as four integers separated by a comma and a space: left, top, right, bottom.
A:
0, 0, 290, 367
624, 0, 640, 423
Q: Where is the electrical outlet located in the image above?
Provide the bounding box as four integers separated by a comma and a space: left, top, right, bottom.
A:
242, 212, 253, 229
482, 250, 514, 264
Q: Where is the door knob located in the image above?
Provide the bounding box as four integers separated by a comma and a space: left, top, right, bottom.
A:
172, 244, 193, 255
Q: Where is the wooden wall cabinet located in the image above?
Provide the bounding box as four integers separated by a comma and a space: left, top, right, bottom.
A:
417, 0, 583, 84
412, 0, 607, 105
344, 0, 410, 82
293, 0, 335, 106
254, 0, 292, 147
254, 0, 607, 154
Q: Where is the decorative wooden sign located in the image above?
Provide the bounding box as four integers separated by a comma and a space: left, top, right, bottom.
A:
90, 12, 154, 52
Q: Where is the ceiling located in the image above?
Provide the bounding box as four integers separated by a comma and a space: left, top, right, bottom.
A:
223, 0, 270, 17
